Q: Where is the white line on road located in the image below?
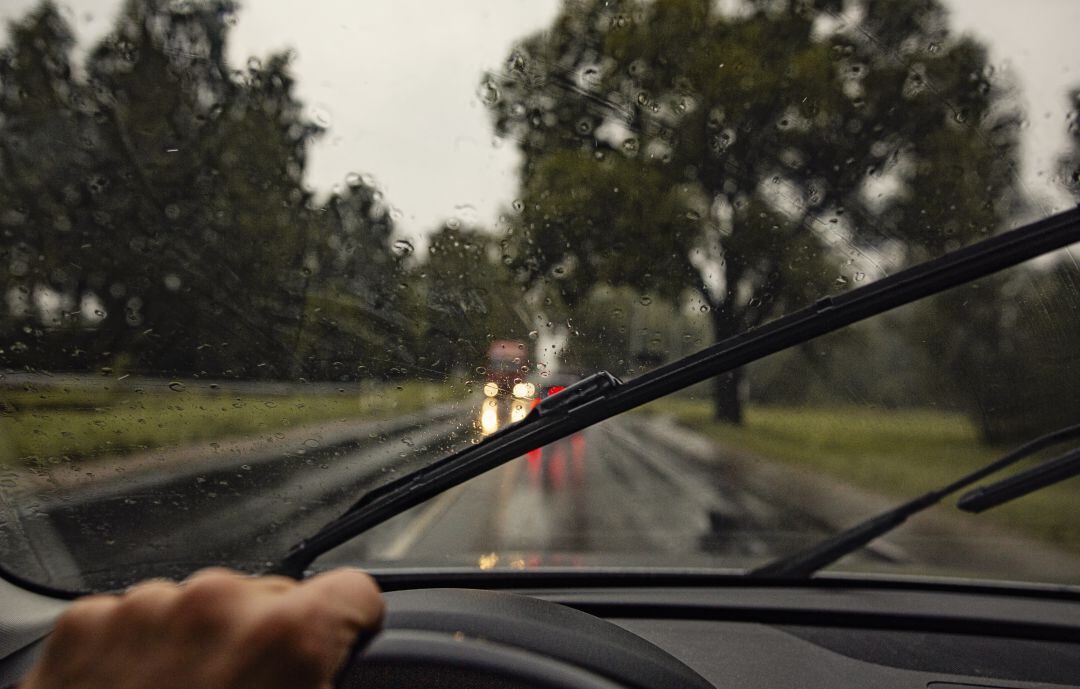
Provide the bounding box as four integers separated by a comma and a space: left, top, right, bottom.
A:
377, 485, 464, 559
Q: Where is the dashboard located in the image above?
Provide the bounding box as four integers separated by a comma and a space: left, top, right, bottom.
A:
2, 571, 1079, 688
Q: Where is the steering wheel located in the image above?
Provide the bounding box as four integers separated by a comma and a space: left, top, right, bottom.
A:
336, 588, 714, 689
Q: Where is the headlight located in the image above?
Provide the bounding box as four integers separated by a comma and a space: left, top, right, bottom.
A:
512, 382, 536, 399
483, 382, 499, 397
510, 399, 528, 423
480, 397, 499, 435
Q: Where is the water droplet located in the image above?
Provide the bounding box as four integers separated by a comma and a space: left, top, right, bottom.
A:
854, 271, 866, 282
310, 105, 332, 127
392, 239, 414, 257
528, 330, 539, 339
477, 79, 500, 106
639, 296, 652, 306
168, 381, 185, 392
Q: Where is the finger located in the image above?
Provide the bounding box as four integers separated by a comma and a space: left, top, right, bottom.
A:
182, 567, 248, 585
183, 568, 295, 595
123, 579, 180, 605
295, 568, 384, 632
117, 579, 182, 629
268, 570, 383, 682
37, 595, 121, 679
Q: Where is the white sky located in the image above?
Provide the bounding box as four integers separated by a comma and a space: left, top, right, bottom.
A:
3, 0, 1078, 242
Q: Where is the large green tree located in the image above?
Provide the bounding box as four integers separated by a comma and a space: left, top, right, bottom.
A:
416, 224, 530, 375
487, 0, 1021, 422
0, 0, 407, 380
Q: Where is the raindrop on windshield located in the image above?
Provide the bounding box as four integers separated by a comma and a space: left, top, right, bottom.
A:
391, 239, 414, 257
477, 79, 500, 106
309, 105, 332, 127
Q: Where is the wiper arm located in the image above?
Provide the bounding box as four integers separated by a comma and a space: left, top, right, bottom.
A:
270, 371, 625, 578
958, 446, 1080, 513
269, 206, 1080, 579
752, 423, 1080, 579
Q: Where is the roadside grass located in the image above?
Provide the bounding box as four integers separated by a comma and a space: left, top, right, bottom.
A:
640, 398, 1080, 552
0, 381, 456, 466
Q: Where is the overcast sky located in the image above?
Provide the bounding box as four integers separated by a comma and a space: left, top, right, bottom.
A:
3, 0, 1078, 243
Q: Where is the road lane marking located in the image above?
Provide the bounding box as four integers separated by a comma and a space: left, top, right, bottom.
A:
378, 485, 464, 559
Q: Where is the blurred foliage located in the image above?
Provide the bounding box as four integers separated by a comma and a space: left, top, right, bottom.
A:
413, 224, 530, 375
0, 0, 1076, 446
0, 0, 416, 380
1061, 88, 1080, 199
913, 265, 1080, 443
487, 0, 1023, 422
558, 285, 710, 377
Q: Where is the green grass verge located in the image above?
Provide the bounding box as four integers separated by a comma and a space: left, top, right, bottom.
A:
0, 381, 456, 465
641, 398, 1080, 552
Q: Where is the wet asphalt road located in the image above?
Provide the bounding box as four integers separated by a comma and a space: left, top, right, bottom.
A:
336, 418, 831, 571
4, 404, 842, 590
7, 401, 1080, 591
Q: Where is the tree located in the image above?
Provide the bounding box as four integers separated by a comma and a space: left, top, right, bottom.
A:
486, 0, 1021, 423
0, 0, 406, 381
292, 180, 409, 380
415, 224, 529, 375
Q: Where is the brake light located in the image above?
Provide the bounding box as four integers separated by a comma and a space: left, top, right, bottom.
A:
547, 385, 565, 397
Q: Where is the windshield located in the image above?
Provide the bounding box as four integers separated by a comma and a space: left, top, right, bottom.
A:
0, 0, 1077, 593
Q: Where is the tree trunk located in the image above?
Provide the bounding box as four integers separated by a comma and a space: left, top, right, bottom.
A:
712, 368, 743, 424
710, 305, 744, 425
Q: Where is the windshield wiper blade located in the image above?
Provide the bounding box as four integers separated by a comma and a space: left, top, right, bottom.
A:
752, 423, 1080, 579
269, 206, 1080, 579
958, 446, 1080, 513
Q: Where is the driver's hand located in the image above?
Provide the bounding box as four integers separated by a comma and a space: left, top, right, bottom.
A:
19, 567, 384, 689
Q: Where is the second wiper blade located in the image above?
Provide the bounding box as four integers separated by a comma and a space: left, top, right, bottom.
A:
752, 423, 1080, 579
958, 446, 1080, 513
269, 206, 1080, 579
